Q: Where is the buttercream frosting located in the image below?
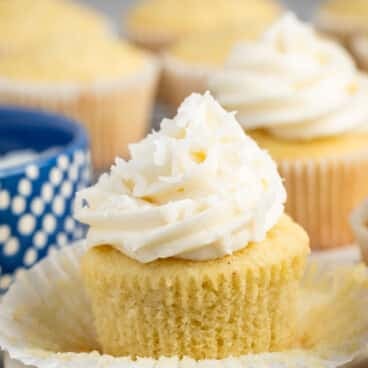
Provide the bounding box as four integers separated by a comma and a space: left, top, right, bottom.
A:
210, 13, 368, 139
75, 92, 286, 263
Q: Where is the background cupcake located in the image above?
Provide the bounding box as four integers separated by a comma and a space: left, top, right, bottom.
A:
125, 0, 282, 51
0, 0, 112, 55
161, 29, 268, 109
0, 37, 159, 171
210, 14, 368, 249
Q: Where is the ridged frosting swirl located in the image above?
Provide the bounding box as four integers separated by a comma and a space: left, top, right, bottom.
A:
75, 92, 286, 263
210, 13, 368, 140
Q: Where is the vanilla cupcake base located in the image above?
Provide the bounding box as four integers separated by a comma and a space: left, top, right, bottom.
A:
1, 243, 368, 368
0, 61, 159, 170
250, 131, 368, 250
82, 215, 309, 360
279, 155, 368, 250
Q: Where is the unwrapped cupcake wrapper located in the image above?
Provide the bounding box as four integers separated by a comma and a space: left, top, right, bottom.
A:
351, 199, 368, 265
160, 54, 213, 110
0, 61, 159, 170
1, 243, 368, 368
279, 154, 368, 250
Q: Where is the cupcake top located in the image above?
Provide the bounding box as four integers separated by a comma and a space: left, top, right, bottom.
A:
210, 13, 368, 140
0, 0, 112, 54
76, 92, 286, 263
126, 0, 281, 41
0, 38, 151, 85
167, 28, 268, 67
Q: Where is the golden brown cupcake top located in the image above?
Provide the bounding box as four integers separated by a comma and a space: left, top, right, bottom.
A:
126, 0, 281, 40
0, 38, 151, 85
0, 0, 111, 54
167, 28, 268, 67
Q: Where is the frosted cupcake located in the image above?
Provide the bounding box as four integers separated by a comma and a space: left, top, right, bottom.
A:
316, 0, 368, 45
161, 29, 267, 109
0, 0, 112, 55
0, 38, 159, 170
76, 92, 310, 360
125, 0, 281, 51
210, 14, 368, 249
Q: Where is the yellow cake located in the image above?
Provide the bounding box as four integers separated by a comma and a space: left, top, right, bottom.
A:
76, 92, 310, 360
317, 0, 368, 45
161, 29, 266, 108
82, 215, 309, 360
209, 14, 368, 249
0, 0, 112, 55
125, 0, 281, 51
0, 38, 159, 170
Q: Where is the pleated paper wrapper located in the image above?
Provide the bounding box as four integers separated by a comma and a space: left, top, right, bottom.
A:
1, 243, 368, 368
279, 154, 368, 250
0, 60, 159, 170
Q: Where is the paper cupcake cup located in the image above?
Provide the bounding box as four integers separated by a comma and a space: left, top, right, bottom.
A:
1, 243, 368, 368
351, 199, 368, 265
160, 54, 215, 110
0, 60, 159, 171
278, 153, 368, 250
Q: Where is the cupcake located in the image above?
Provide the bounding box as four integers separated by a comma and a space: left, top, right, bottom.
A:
76, 92, 310, 360
0, 0, 112, 55
0, 38, 159, 170
316, 0, 368, 45
351, 200, 368, 264
161, 29, 267, 109
125, 0, 282, 51
210, 14, 368, 249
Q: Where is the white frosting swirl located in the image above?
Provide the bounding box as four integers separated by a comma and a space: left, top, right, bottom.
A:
210, 13, 368, 140
75, 92, 286, 263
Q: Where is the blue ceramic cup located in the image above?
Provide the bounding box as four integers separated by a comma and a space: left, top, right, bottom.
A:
0, 107, 91, 292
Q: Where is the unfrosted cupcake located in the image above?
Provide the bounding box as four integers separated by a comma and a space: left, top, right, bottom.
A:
161, 29, 267, 109
210, 14, 368, 249
76, 92, 310, 360
0, 38, 159, 170
0, 0, 112, 55
125, 0, 281, 51
316, 0, 368, 45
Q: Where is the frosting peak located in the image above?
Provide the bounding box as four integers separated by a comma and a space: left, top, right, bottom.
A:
210, 13, 368, 139
76, 92, 286, 263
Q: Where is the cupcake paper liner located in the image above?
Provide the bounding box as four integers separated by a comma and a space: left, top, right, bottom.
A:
160, 55, 214, 109
0, 60, 159, 170
279, 154, 368, 250
1, 243, 368, 368
351, 199, 368, 265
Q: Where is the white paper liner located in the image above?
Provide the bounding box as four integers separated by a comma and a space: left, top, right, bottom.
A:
351, 199, 368, 264
1, 243, 368, 368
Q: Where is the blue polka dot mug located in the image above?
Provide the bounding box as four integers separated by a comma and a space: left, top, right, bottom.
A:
0, 107, 91, 293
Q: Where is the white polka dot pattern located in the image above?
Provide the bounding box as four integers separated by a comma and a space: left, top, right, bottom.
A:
0, 148, 91, 292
